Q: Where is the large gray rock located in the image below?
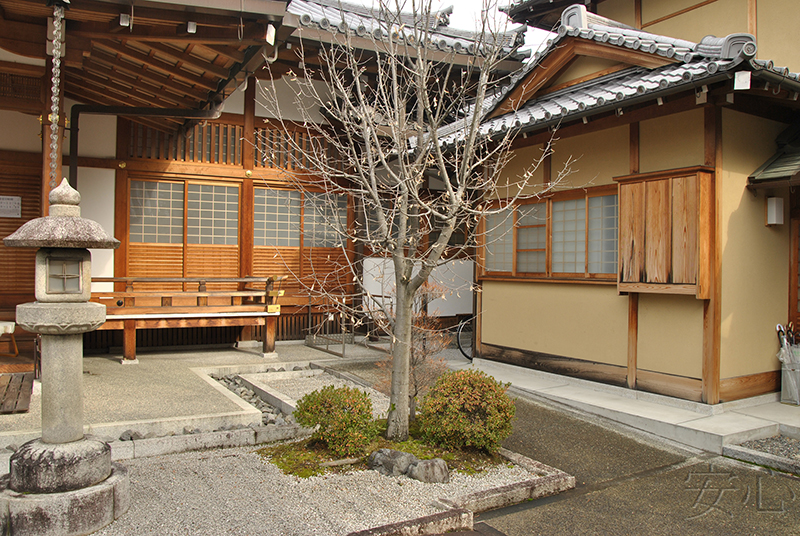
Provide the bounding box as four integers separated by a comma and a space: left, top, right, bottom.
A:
367, 449, 419, 476
407, 458, 450, 484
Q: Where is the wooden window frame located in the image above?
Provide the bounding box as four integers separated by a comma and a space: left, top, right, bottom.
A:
480, 184, 618, 283
615, 166, 714, 298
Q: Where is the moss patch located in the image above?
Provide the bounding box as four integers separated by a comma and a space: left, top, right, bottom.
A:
257, 421, 506, 478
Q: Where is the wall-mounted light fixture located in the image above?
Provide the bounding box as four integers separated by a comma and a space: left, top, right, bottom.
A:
266, 24, 276, 45
766, 196, 784, 226
187, 21, 197, 34
119, 13, 131, 27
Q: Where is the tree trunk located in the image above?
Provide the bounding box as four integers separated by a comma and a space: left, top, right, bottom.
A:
386, 283, 413, 441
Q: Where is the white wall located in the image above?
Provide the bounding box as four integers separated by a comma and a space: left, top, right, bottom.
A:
362, 256, 474, 317
255, 78, 330, 124
64, 99, 117, 158
78, 168, 115, 291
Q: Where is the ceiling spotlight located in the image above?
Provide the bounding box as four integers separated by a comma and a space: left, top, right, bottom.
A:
119, 13, 131, 27
187, 21, 197, 34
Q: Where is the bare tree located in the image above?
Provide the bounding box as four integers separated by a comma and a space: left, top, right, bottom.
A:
257, 0, 564, 440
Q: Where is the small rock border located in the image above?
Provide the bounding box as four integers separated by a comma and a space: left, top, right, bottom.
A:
211, 373, 297, 427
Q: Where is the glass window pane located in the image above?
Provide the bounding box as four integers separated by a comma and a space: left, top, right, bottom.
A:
485, 212, 513, 272
303, 192, 348, 248
552, 198, 585, 273
186, 184, 238, 245
587, 194, 618, 274
129, 180, 184, 244
253, 188, 301, 247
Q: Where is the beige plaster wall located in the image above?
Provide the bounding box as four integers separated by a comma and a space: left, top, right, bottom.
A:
640, 109, 704, 173
644, 0, 748, 44
755, 0, 800, 70
481, 281, 628, 367
551, 125, 629, 187
493, 145, 545, 199
637, 294, 704, 378
597, 0, 636, 27
550, 57, 622, 89
719, 109, 788, 379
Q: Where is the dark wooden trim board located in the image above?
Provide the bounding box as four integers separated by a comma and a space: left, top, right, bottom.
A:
480, 343, 628, 388
480, 343, 778, 403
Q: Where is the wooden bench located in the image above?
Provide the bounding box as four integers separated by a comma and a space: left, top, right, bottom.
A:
91, 277, 285, 362
0, 372, 34, 414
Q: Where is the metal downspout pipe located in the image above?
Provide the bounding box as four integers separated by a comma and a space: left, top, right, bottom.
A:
67, 104, 223, 187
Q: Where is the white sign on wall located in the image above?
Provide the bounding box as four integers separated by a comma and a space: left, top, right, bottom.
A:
0, 196, 21, 218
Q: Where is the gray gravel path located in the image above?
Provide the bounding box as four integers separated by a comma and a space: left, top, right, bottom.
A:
94, 446, 532, 536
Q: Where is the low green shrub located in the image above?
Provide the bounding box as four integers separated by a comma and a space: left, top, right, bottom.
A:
418, 369, 515, 453
293, 385, 379, 457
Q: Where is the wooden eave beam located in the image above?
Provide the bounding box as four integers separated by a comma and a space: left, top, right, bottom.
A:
91, 50, 207, 100
66, 68, 198, 109
570, 40, 675, 70
198, 45, 248, 64
0, 96, 42, 114
135, 41, 232, 79
70, 20, 265, 46
81, 60, 199, 108
96, 40, 218, 91
487, 38, 677, 120
0, 60, 44, 77
65, 86, 183, 133
488, 43, 576, 119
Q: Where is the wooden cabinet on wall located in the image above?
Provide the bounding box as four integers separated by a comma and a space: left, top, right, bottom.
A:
615, 166, 714, 299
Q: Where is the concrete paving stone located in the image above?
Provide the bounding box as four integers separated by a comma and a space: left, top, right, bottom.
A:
679, 412, 780, 445
472, 360, 569, 392
538, 385, 705, 425
733, 401, 800, 429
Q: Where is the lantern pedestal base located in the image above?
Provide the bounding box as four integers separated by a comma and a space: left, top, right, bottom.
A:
0, 463, 129, 536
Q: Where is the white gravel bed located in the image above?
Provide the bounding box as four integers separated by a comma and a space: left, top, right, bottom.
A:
94, 445, 533, 536
739, 435, 800, 460
265, 375, 390, 419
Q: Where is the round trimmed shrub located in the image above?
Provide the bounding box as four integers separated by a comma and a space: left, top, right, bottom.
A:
418, 369, 515, 453
293, 385, 378, 457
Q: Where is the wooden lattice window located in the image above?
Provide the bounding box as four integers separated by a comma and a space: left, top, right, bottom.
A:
615, 166, 714, 298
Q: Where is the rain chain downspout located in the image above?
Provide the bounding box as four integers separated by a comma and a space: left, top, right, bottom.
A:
48, 4, 65, 190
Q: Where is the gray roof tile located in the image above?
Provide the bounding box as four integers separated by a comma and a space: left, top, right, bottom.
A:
286, 0, 526, 58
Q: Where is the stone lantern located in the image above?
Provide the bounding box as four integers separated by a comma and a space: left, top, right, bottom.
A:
1, 179, 129, 536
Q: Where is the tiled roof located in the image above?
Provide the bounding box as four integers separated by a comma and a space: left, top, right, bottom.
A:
437, 4, 800, 147
750, 124, 800, 184
287, 0, 527, 58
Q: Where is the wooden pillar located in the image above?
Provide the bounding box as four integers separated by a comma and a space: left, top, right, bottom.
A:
242, 81, 256, 172
41, 57, 65, 216
627, 122, 640, 389
747, 0, 757, 38
114, 119, 131, 289
634, 0, 642, 29
702, 105, 722, 404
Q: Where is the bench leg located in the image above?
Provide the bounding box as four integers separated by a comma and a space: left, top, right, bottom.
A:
0, 333, 18, 358
263, 317, 277, 354
122, 319, 137, 362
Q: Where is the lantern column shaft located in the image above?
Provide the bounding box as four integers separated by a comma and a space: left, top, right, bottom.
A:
41, 334, 84, 444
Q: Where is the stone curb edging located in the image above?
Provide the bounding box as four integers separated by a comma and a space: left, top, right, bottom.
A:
345, 508, 473, 536
723, 444, 800, 476
108, 424, 312, 461
347, 449, 576, 536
